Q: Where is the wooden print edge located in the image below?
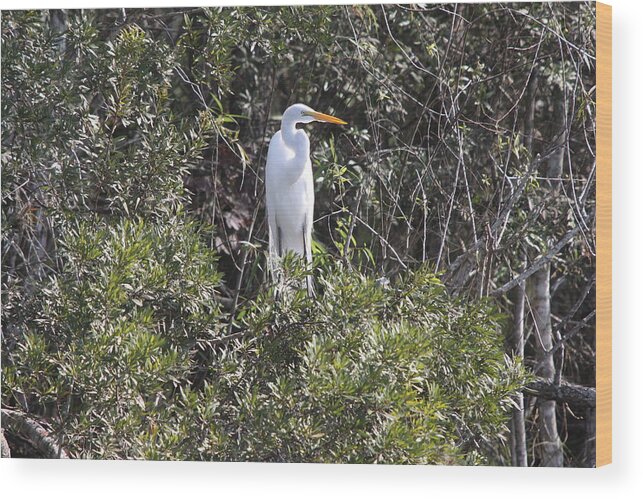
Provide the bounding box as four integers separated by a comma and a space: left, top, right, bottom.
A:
596, 1, 612, 468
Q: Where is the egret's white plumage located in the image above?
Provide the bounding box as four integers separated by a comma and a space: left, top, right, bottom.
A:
265, 103, 347, 296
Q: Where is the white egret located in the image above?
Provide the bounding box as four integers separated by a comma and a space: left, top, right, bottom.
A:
265, 103, 347, 297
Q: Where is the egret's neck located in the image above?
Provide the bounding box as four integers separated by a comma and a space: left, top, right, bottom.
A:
280, 119, 309, 160
281, 119, 298, 144
276, 118, 310, 186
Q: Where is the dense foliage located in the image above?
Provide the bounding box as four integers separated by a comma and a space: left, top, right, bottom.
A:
2, 4, 595, 465
5, 247, 522, 462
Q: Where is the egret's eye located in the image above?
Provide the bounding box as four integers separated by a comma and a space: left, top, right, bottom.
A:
301, 111, 305, 116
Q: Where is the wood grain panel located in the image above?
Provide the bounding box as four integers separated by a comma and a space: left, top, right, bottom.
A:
596, 1, 612, 468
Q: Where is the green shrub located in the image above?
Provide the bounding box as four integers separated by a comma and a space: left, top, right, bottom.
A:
208, 262, 524, 464
2, 215, 224, 458
4, 253, 524, 463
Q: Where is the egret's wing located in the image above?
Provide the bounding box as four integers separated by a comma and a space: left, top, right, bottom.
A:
265, 133, 279, 246
265, 132, 284, 285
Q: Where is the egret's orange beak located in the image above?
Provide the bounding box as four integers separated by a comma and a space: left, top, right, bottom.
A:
305, 110, 348, 125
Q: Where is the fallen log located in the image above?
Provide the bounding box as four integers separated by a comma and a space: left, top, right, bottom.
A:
1, 408, 69, 459
525, 379, 596, 408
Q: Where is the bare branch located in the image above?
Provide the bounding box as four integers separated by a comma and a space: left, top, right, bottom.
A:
490, 224, 582, 296
525, 379, 595, 409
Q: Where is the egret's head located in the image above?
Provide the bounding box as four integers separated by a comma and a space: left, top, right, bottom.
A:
282, 103, 347, 127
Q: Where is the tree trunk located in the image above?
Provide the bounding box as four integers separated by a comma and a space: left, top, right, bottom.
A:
584, 408, 597, 467
532, 265, 564, 466
526, 76, 566, 468
510, 277, 528, 466
507, 69, 538, 467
